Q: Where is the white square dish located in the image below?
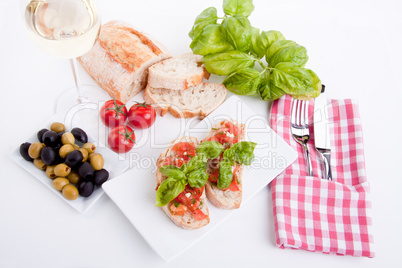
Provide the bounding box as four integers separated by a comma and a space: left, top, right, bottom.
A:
102, 95, 297, 261
10, 114, 130, 213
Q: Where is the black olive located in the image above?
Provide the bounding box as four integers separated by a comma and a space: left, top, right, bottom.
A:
71, 128, 88, 144
93, 169, 109, 186
78, 181, 94, 197
65, 150, 83, 168
78, 162, 94, 181
37, 128, 49, 143
42, 131, 60, 148
20, 142, 33, 162
40, 147, 58, 166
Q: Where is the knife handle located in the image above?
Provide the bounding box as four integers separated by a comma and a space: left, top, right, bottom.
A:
318, 150, 332, 181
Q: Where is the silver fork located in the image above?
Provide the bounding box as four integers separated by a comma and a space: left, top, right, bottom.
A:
291, 98, 313, 176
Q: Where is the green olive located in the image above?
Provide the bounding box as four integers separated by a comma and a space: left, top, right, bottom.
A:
54, 163, 71, 177
62, 184, 79, 200
67, 171, 80, 184
34, 159, 46, 170
90, 154, 104, 171
28, 142, 45, 159
50, 122, 66, 133
59, 144, 74, 158
72, 144, 80, 150
82, 143, 96, 153
61, 132, 75, 145
53, 177, 69, 191
79, 148, 89, 162
45, 165, 56, 179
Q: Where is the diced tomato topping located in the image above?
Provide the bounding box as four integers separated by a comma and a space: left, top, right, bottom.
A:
208, 169, 219, 183
171, 142, 196, 161
163, 156, 185, 167
174, 185, 204, 214
169, 203, 188, 216
227, 165, 240, 191
193, 209, 208, 221
211, 122, 242, 145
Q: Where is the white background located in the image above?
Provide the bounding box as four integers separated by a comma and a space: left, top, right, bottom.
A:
1, 0, 402, 267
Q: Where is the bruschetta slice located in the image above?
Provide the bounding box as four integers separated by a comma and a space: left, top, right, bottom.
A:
199, 119, 255, 209
155, 136, 210, 229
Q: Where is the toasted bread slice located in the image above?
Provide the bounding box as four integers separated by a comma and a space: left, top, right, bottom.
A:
144, 82, 226, 119
201, 119, 246, 209
156, 136, 210, 229
147, 53, 210, 90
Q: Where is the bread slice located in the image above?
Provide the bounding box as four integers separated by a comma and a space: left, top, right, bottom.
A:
156, 136, 210, 229
78, 20, 171, 102
144, 83, 227, 119
201, 119, 246, 209
147, 53, 210, 90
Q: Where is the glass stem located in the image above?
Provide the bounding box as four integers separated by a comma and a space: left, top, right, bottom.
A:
70, 58, 88, 104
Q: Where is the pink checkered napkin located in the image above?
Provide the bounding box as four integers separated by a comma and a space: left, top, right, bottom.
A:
269, 95, 374, 257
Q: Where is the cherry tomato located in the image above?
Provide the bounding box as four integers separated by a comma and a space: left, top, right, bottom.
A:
100, 99, 128, 127
108, 125, 135, 153
127, 102, 156, 129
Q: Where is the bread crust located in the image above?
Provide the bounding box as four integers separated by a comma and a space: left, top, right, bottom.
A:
78, 20, 171, 102
156, 136, 210, 229
144, 83, 227, 119
201, 119, 246, 209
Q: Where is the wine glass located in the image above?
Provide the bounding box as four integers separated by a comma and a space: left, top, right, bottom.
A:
20, 0, 109, 128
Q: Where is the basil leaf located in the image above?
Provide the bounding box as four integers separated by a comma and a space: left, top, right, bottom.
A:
223, 141, 257, 165
185, 154, 207, 174
189, 7, 218, 40
159, 165, 186, 180
266, 40, 297, 63
202, 50, 255, 76
188, 169, 209, 188
217, 159, 234, 189
290, 69, 322, 100
190, 24, 233, 56
258, 72, 286, 101
196, 141, 225, 160
155, 177, 186, 207
221, 16, 252, 52
223, 0, 255, 17
269, 45, 309, 68
250, 27, 261, 57
253, 30, 285, 59
223, 68, 261, 96
270, 62, 314, 96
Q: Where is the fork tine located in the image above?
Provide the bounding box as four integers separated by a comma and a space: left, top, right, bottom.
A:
300, 100, 306, 126
291, 98, 298, 125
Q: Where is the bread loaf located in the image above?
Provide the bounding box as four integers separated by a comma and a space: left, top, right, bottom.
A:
144, 83, 227, 119
78, 20, 171, 102
147, 53, 210, 90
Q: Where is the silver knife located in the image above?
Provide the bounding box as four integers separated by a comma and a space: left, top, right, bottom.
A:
313, 85, 332, 180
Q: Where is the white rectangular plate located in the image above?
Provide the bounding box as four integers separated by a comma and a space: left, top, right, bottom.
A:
10, 114, 130, 213
102, 96, 297, 262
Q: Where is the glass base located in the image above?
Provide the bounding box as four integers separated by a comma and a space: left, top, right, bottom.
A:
56, 84, 110, 131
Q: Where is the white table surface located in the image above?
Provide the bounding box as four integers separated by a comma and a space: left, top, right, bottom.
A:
1, 0, 401, 267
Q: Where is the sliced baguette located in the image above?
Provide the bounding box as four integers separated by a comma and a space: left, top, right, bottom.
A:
156, 136, 210, 229
147, 52, 210, 90
78, 20, 171, 102
144, 83, 227, 119
202, 119, 246, 209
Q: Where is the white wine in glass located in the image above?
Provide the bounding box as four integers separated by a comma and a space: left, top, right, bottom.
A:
21, 0, 109, 123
